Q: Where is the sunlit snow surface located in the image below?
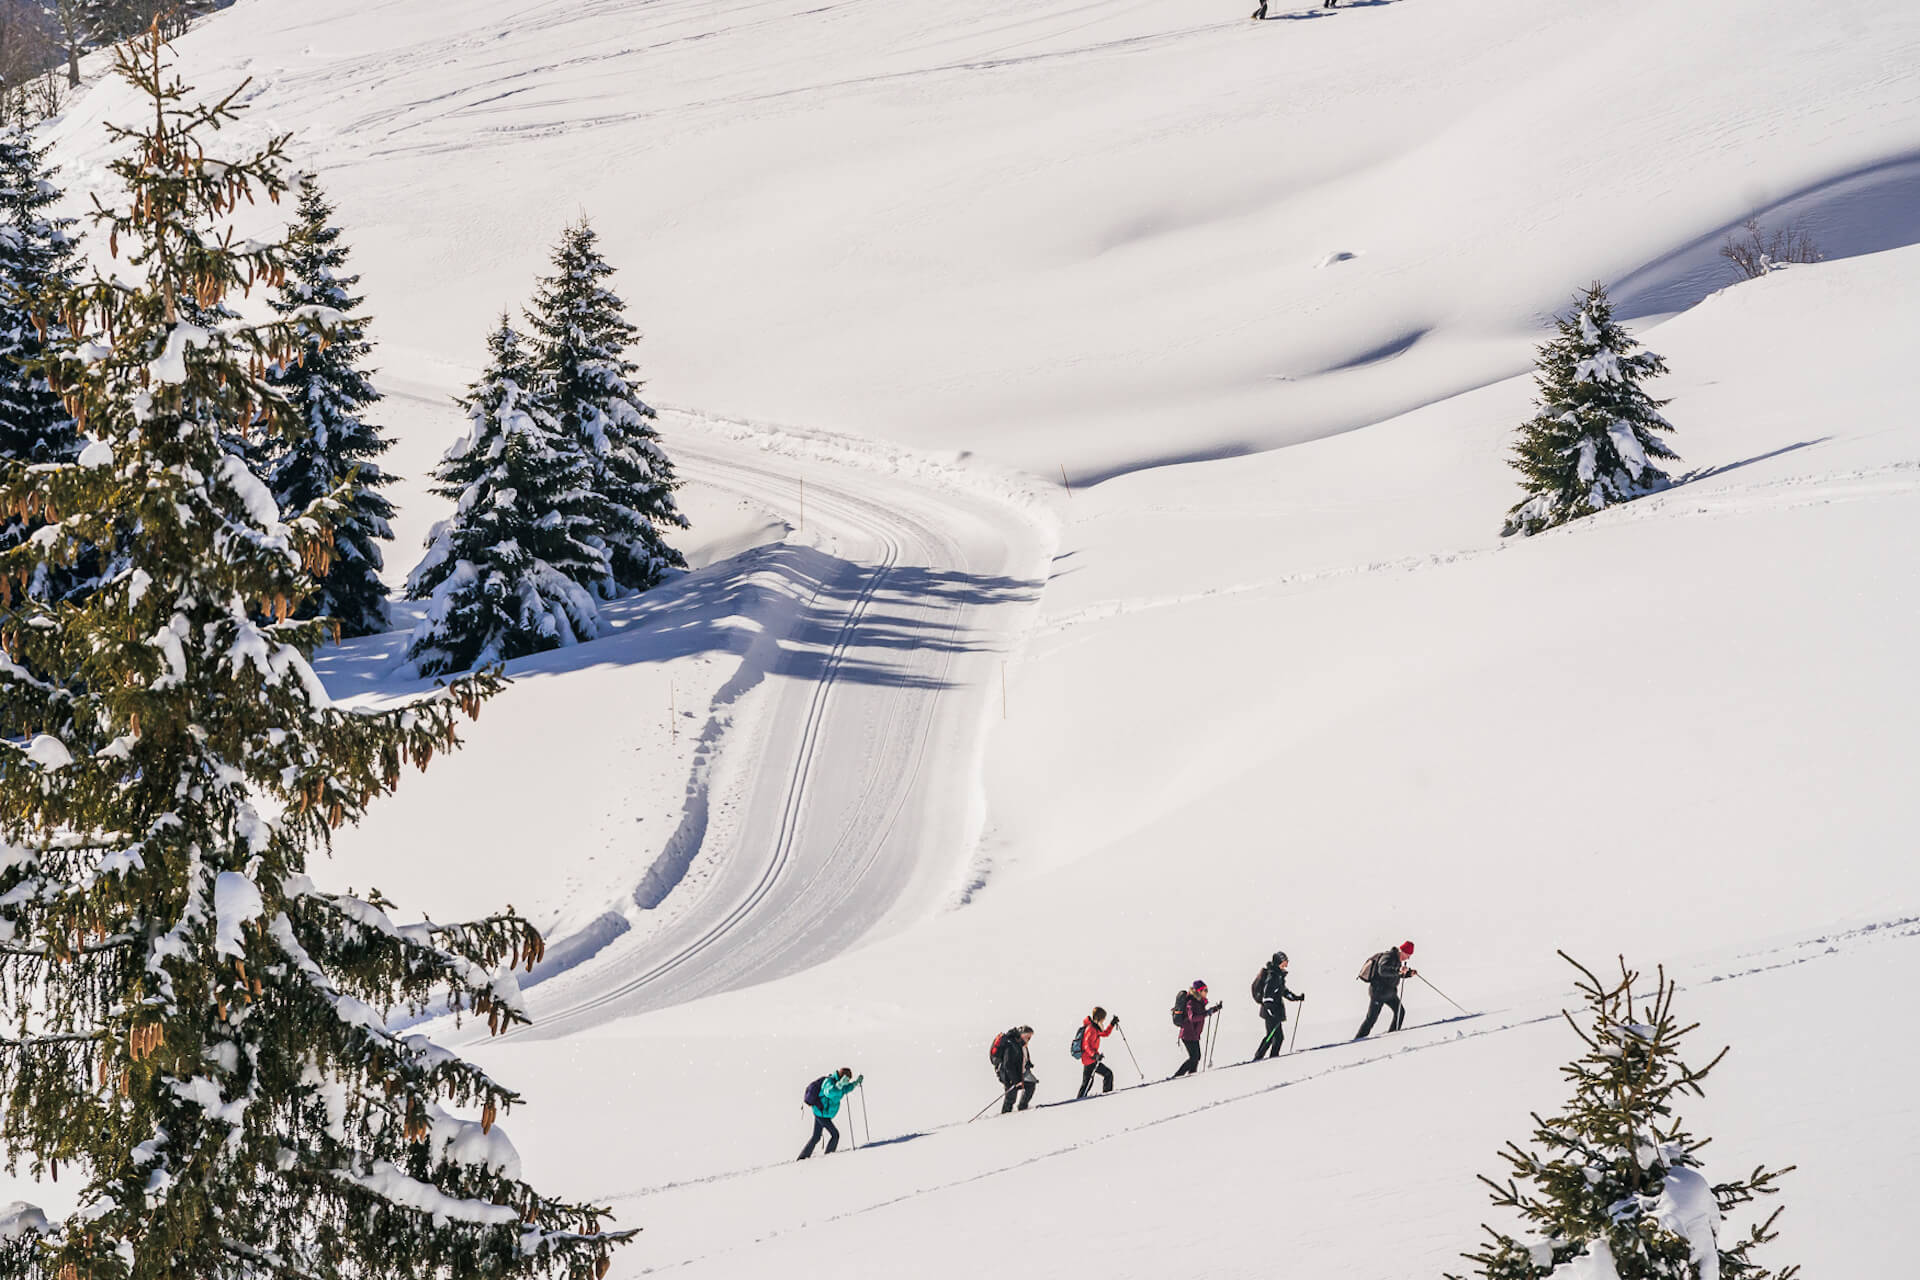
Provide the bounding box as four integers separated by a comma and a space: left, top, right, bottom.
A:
8, 0, 1918, 1276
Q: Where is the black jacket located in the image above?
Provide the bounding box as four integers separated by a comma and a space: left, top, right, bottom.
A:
1367, 948, 1408, 997
1257, 962, 1302, 1018
994, 1029, 1029, 1083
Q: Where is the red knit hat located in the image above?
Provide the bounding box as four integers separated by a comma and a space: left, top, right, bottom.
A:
1399, 941, 1415, 956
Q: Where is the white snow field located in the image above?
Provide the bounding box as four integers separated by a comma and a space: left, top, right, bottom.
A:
12, 0, 1920, 1275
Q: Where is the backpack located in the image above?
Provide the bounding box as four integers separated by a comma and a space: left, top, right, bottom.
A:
1359, 950, 1395, 983
803, 1075, 826, 1110
989, 1032, 1006, 1063
1069, 1024, 1087, 1060
1251, 966, 1269, 1001
1170, 991, 1188, 1026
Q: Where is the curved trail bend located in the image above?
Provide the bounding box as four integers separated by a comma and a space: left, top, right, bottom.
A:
501, 419, 1053, 1040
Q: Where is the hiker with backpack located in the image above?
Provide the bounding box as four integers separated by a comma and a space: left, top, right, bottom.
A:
991, 1025, 1037, 1113
798, 1067, 863, 1159
1250, 951, 1305, 1060
1170, 980, 1222, 1078
1355, 941, 1417, 1038
1073, 1007, 1121, 1098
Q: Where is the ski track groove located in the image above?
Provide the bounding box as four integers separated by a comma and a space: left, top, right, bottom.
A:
501, 474, 906, 1035
496, 424, 1030, 1037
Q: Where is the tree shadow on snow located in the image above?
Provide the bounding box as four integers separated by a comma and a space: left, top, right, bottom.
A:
1673, 437, 1831, 487
315, 541, 1043, 702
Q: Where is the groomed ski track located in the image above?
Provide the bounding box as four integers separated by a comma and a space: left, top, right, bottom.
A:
495, 417, 1053, 1039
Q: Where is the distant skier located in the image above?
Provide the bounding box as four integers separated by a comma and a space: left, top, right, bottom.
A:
993, 1025, 1037, 1113
1251, 951, 1305, 1060
1170, 980, 1221, 1078
1355, 941, 1416, 1038
1075, 1007, 1120, 1098
798, 1067, 863, 1159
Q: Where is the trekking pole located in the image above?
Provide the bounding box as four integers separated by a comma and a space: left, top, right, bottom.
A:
1416, 972, 1472, 1016
1117, 1025, 1145, 1082
968, 1086, 1016, 1124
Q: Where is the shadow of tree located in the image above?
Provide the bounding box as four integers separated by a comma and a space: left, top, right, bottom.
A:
315, 541, 1043, 702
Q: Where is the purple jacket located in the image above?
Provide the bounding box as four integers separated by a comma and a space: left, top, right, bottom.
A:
1174, 991, 1212, 1042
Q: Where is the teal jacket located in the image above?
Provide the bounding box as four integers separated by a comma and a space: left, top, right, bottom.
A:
812, 1072, 862, 1119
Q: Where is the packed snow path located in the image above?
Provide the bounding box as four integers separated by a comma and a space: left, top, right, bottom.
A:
494, 420, 1053, 1038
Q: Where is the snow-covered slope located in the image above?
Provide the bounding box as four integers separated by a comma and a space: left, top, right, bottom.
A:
12, 0, 1920, 1275
41, 0, 1920, 477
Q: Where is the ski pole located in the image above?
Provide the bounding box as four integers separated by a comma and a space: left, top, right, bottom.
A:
1286, 998, 1306, 1054
969, 1086, 1016, 1124
1416, 972, 1472, 1016
858, 1087, 871, 1147
1117, 1024, 1145, 1082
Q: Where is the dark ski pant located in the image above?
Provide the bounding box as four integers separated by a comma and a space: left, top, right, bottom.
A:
1254, 1009, 1288, 1059
1078, 1060, 1114, 1098
1252, 1, 1267, 17
1172, 1037, 1202, 1078
1356, 991, 1405, 1038
799, 1113, 839, 1158
1001, 1077, 1036, 1113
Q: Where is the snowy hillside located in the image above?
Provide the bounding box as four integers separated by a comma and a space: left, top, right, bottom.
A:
11, 0, 1920, 1276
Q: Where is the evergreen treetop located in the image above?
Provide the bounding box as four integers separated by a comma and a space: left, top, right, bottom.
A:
263, 172, 394, 638
1503, 284, 1678, 537
526, 219, 685, 596
0, 30, 631, 1280
1449, 953, 1797, 1280
404, 316, 605, 676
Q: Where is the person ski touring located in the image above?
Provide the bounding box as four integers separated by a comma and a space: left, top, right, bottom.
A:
1170, 980, 1221, 1078
1074, 1007, 1121, 1098
992, 1025, 1037, 1113
798, 1067, 863, 1159
1251, 951, 1305, 1060
1355, 941, 1416, 1038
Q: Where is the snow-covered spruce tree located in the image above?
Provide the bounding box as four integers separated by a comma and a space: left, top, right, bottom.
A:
262, 173, 394, 637
526, 219, 685, 597
1502, 284, 1678, 537
0, 31, 633, 1280
0, 124, 78, 468
0, 123, 90, 607
1447, 954, 1796, 1280
404, 317, 605, 675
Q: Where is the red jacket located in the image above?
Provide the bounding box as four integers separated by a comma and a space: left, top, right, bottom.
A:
1079, 1017, 1114, 1065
